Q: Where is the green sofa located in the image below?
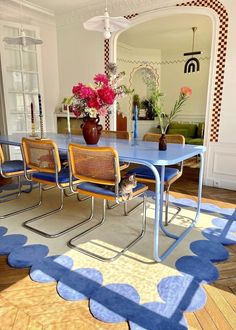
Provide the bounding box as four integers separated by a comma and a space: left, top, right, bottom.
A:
166, 122, 204, 145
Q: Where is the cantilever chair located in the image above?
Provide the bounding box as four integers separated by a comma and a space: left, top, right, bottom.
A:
101, 130, 130, 140
21, 138, 90, 238
67, 143, 148, 262
0, 144, 35, 219
101, 130, 131, 171
127, 133, 185, 226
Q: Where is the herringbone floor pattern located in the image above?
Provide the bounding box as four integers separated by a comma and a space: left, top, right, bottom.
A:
0, 170, 236, 329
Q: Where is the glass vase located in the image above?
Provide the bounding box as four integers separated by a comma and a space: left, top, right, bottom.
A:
159, 134, 167, 151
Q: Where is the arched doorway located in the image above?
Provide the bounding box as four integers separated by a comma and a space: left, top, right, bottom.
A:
108, 5, 223, 183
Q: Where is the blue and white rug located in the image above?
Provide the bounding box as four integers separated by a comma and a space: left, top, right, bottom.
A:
0, 187, 235, 329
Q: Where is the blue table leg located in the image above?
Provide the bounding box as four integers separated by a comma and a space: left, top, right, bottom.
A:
159, 152, 204, 261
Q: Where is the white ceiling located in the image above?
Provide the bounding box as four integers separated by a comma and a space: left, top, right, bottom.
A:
118, 14, 212, 53
22, 0, 104, 15
20, 1, 212, 53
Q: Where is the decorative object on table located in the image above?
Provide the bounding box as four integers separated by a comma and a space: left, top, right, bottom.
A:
81, 115, 103, 144
184, 27, 202, 74
159, 133, 167, 151
70, 63, 131, 144
38, 94, 45, 139
66, 105, 71, 135
3, 0, 43, 46
83, 0, 130, 40
61, 99, 72, 135
133, 105, 138, 139
143, 75, 192, 150
29, 102, 38, 137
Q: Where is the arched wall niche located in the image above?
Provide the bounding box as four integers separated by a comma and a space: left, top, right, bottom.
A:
127, 64, 160, 124
105, 1, 228, 152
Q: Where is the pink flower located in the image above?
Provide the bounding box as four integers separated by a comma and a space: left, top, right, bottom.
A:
72, 83, 96, 99
87, 96, 101, 110
180, 86, 192, 96
97, 86, 116, 105
94, 73, 109, 86
71, 66, 129, 117
97, 106, 108, 117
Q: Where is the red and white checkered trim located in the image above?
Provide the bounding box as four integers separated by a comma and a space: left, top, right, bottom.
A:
104, 14, 139, 130
104, 2, 228, 141
104, 39, 110, 130
177, 0, 228, 142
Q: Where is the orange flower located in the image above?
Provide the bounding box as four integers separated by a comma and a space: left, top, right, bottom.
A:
180, 86, 192, 96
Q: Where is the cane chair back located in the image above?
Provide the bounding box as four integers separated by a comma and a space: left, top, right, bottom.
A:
143, 133, 185, 145
68, 144, 121, 186
102, 130, 130, 140
22, 138, 61, 173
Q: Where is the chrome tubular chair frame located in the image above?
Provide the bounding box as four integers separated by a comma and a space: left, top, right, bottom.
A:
21, 138, 91, 238
0, 145, 38, 218
127, 133, 185, 226
68, 194, 147, 262
67, 143, 148, 262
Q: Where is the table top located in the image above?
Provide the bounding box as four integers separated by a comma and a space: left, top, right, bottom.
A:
0, 133, 206, 166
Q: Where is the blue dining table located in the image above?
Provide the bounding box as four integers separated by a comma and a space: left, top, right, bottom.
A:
0, 132, 206, 262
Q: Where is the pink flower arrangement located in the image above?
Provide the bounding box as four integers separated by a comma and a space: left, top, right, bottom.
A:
71, 64, 130, 118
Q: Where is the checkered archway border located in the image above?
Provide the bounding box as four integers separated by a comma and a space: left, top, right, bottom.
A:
104, 1, 228, 142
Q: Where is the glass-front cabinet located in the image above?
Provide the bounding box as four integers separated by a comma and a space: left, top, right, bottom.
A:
0, 21, 44, 159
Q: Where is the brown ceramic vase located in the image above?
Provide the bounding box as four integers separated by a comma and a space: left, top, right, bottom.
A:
81, 115, 103, 144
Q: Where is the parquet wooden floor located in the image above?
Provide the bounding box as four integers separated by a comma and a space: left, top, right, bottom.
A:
0, 173, 235, 329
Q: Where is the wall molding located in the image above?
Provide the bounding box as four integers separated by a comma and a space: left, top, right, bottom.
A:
213, 151, 236, 176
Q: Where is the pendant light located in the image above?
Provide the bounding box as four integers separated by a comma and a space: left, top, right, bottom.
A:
184, 27, 201, 74
83, 0, 130, 39
3, 0, 43, 46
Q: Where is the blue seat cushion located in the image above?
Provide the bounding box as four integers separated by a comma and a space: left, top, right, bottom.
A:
32, 167, 72, 184
127, 166, 179, 182
59, 150, 68, 163
1, 160, 24, 173
77, 182, 146, 198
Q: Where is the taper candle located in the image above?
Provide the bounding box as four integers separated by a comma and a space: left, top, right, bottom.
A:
66, 105, 71, 134
30, 102, 34, 124
134, 105, 138, 139
38, 94, 42, 117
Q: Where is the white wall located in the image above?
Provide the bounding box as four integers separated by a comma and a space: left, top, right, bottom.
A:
0, 0, 60, 132
161, 51, 210, 123
56, 16, 104, 99
205, 0, 236, 189
54, 0, 236, 189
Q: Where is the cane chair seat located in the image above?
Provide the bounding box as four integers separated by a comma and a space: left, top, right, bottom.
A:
32, 167, 77, 185
77, 181, 147, 202
128, 166, 180, 183
1, 160, 25, 174
67, 143, 148, 262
